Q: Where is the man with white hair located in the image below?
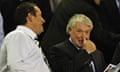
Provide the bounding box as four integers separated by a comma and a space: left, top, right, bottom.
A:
47, 14, 105, 72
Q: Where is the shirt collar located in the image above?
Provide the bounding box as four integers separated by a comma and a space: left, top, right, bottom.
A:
69, 37, 82, 50
16, 25, 37, 40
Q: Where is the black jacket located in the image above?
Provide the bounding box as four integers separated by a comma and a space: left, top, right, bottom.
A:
48, 40, 105, 72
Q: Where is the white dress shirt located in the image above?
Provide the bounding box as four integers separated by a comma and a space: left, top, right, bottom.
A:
0, 25, 51, 72
0, 12, 4, 48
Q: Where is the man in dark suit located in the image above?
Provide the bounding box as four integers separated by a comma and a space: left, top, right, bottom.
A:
41, 0, 102, 49
41, 0, 103, 60
47, 14, 105, 72
41, 0, 120, 64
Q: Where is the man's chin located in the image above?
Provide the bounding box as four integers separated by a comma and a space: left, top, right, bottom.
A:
77, 45, 83, 48
38, 31, 43, 35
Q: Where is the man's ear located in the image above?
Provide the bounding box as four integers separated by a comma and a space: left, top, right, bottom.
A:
67, 29, 71, 36
26, 13, 32, 22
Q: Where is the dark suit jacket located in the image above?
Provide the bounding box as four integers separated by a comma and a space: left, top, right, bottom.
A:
48, 40, 105, 72
112, 42, 120, 65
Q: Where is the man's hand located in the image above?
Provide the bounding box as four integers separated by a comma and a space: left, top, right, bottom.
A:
83, 39, 96, 54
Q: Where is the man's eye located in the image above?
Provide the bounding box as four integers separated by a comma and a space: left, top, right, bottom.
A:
77, 30, 82, 32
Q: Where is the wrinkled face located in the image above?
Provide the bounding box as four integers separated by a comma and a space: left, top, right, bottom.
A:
68, 22, 91, 48
32, 6, 45, 35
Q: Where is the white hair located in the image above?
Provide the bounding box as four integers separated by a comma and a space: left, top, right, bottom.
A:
66, 14, 93, 33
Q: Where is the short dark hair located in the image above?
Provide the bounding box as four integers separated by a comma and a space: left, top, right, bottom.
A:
14, 2, 38, 25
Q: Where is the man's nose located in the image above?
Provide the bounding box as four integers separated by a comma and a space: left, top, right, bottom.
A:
82, 32, 88, 40
41, 17, 46, 24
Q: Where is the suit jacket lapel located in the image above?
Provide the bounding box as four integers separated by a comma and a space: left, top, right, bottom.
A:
64, 40, 79, 58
